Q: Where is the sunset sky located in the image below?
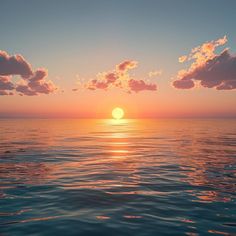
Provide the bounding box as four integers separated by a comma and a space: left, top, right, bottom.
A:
1, 0, 236, 118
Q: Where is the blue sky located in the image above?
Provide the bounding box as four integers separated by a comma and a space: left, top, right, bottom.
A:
1, 0, 236, 77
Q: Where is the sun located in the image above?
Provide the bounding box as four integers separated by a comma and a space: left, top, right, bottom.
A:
112, 107, 124, 120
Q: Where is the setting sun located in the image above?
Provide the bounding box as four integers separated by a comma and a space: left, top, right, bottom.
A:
112, 107, 124, 120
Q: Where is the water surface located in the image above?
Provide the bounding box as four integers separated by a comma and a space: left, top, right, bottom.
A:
0, 119, 236, 235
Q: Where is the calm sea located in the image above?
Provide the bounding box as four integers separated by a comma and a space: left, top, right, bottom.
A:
0, 119, 235, 236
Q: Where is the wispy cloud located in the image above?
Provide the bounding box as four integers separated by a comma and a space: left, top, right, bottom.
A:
172, 36, 236, 90
85, 60, 158, 93
0, 50, 57, 96
148, 70, 162, 78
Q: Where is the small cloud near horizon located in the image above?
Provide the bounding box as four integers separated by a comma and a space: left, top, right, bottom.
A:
173, 36, 236, 90
0, 50, 57, 96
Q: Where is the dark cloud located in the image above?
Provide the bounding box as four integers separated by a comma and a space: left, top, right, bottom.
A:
0, 50, 57, 96
172, 78, 195, 89
0, 51, 33, 78
128, 79, 157, 92
173, 36, 236, 90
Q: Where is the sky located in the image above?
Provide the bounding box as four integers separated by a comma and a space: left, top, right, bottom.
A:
0, 0, 236, 118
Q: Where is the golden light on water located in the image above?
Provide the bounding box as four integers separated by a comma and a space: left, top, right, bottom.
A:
112, 107, 124, 120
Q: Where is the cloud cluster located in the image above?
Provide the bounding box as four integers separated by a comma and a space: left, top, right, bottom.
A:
86, 60, 157, 93
173, 36, 236, 90
0, 50, 57, 96
87, 72, 118, 90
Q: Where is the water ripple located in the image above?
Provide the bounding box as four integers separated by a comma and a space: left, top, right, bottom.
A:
0, 119, 235, 235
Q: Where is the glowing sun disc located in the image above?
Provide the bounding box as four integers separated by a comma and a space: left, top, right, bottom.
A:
112, 107, 124, 119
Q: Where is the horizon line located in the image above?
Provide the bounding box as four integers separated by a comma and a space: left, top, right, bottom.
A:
0, 116, 236, 120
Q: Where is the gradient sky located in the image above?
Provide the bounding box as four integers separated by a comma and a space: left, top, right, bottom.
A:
1, 0, 236, 118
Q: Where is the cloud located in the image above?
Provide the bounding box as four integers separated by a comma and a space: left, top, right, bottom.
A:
0, 51, 33, 78
172, 36, 236, 90
116, 60, 138, 73
85, 60, 158, 93
87, 72, 119, 91
27, 69, 56, 94
178, 55, 187, 63
16, 84, 37, 96
148, 70, 162, 78
0, 50, 57, 96
0, 90, 11, 95
128, 79, 157, 92
0, 76, 15, 95
173, 78, 195, 89
87, 79, 109, 90
0, 76, 15, 90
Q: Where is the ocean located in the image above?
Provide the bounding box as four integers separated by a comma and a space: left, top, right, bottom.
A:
0, 119, 235, 235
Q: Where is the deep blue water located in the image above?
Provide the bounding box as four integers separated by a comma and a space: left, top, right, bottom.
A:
0, 119, 236, 236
